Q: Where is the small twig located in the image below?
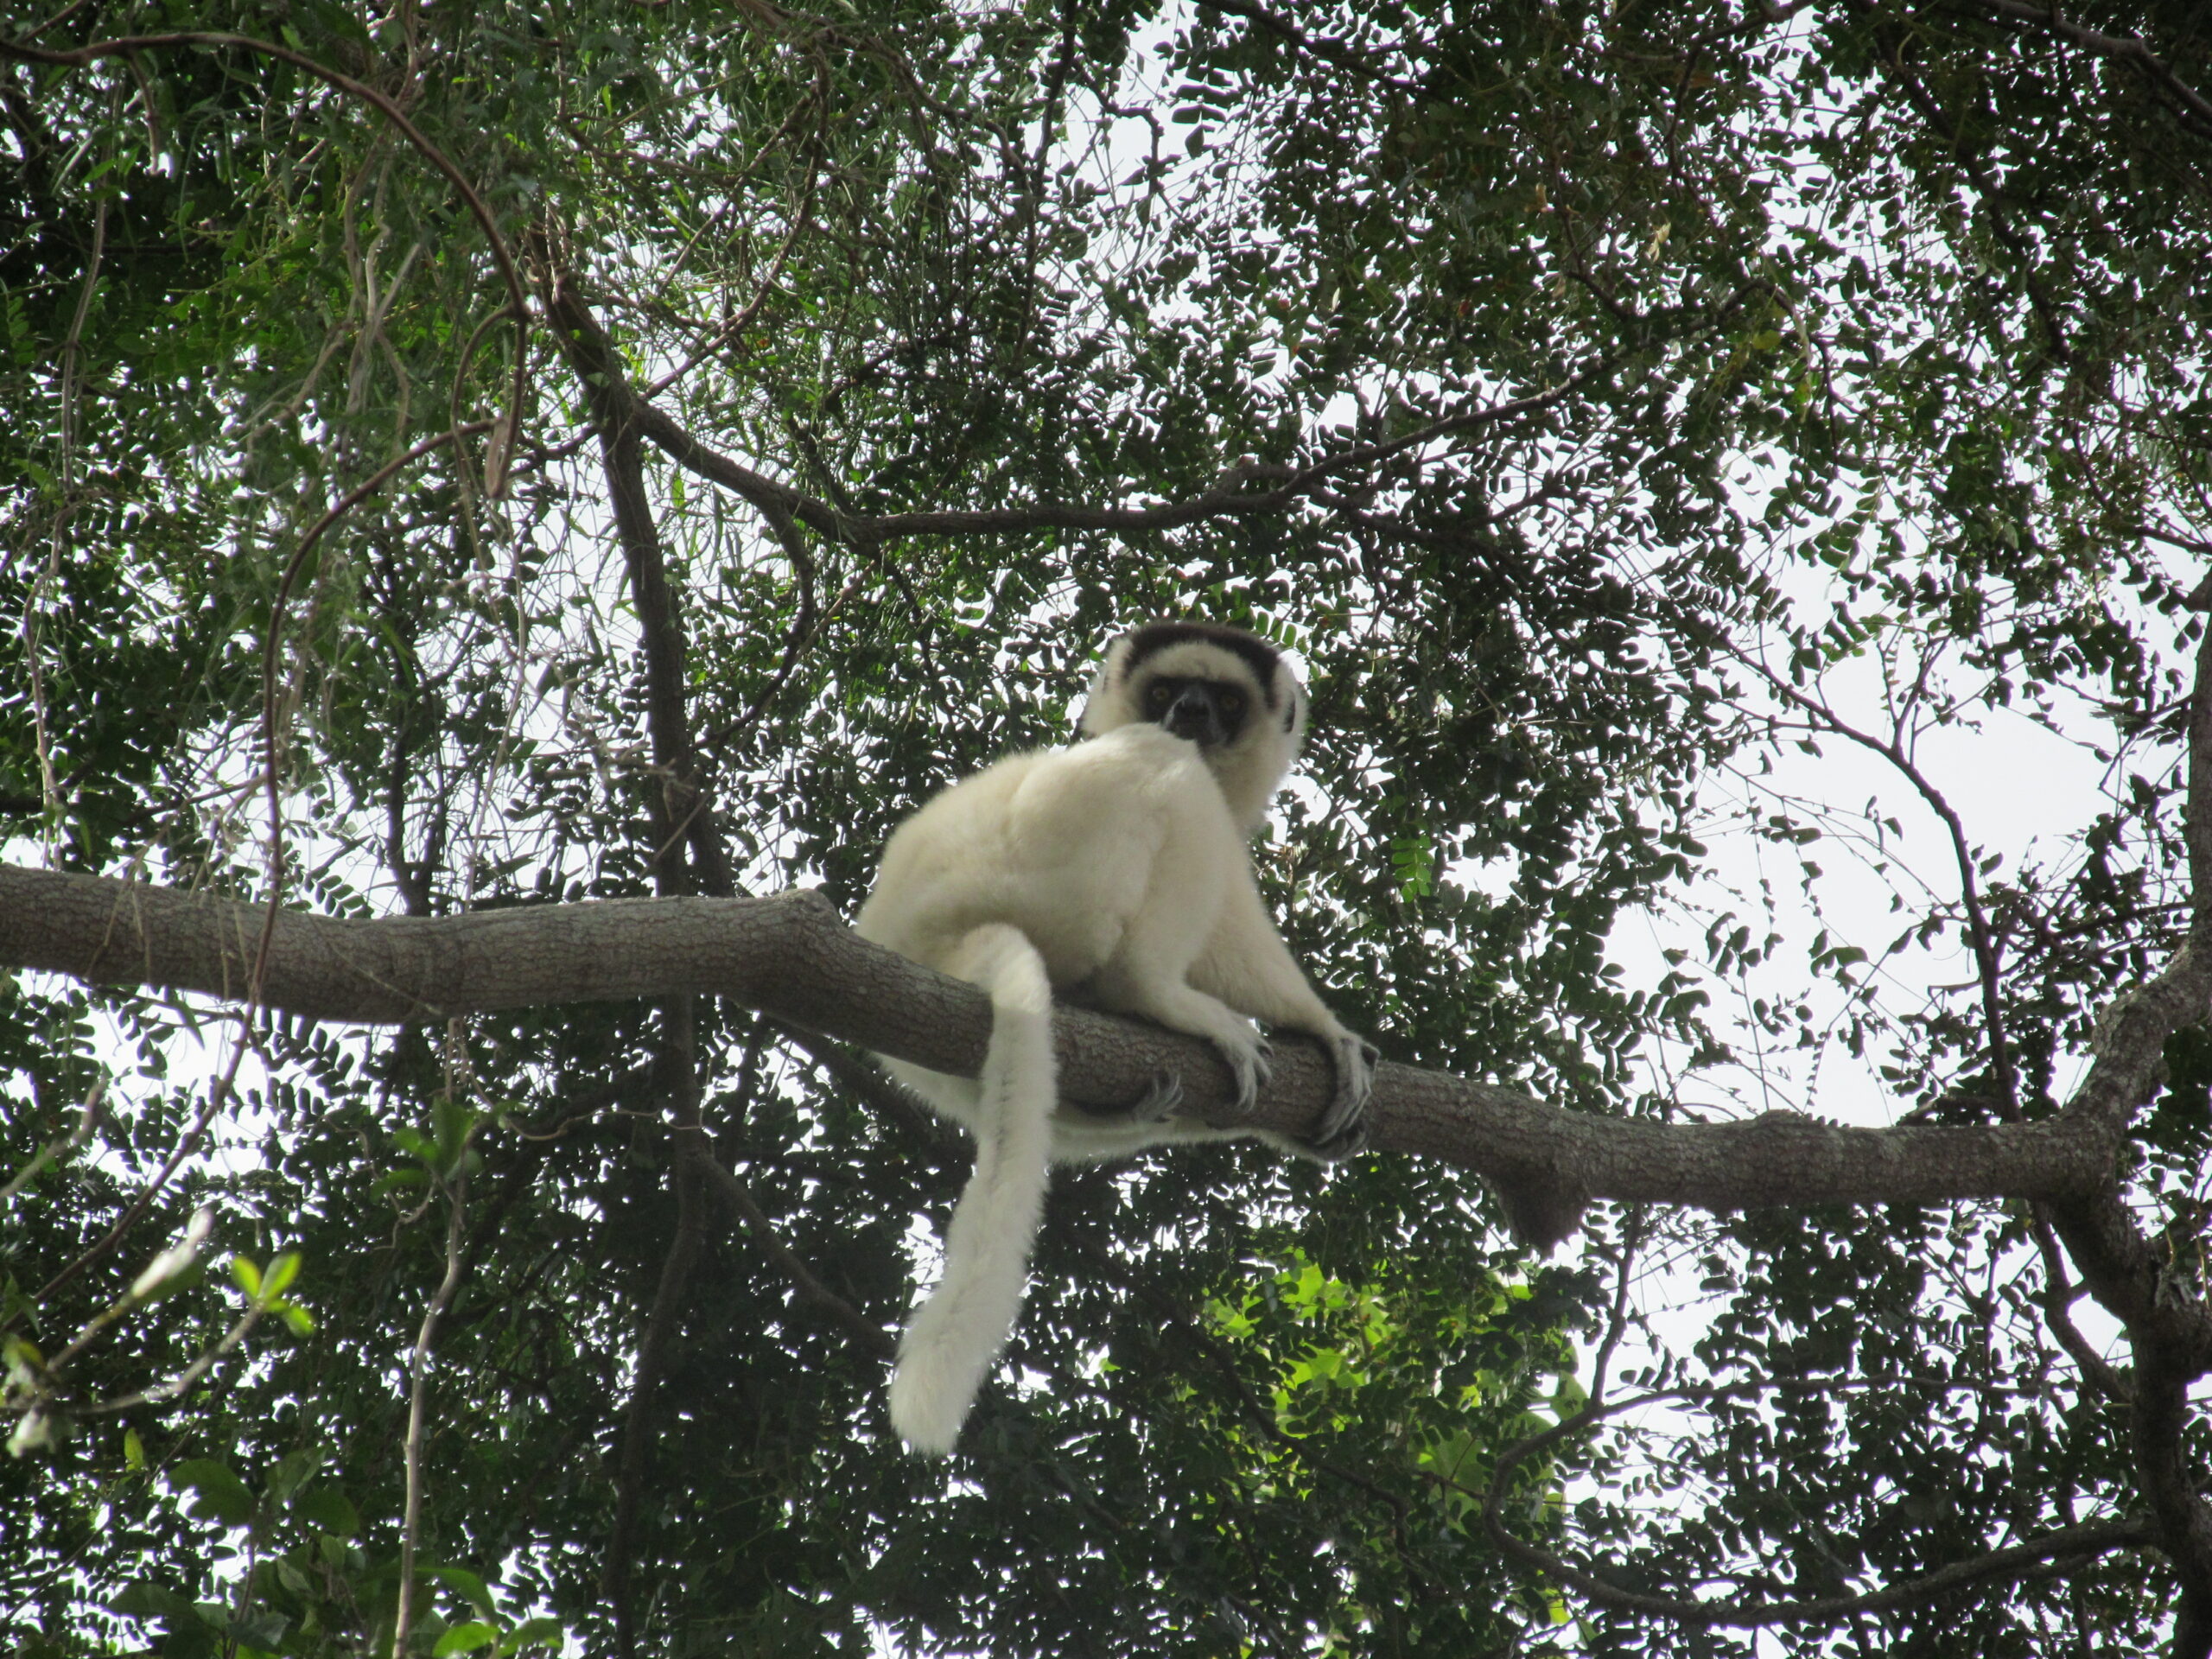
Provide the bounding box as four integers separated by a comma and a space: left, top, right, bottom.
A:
1204, 0, 1425, 95
2028, 1211, 2133, 1401
1740, 653, 2019, 1115
546, 274, 1601, 549
1586, 1206, 1644, 1405
1071, 1236, 1428, 1534
83, 1300, 267, 1415
19, 188, 105, 827
699, 557, 869, 758
2144, 524, 2212, 567
392, 1161, 470, 1659
21, 1026, 251, 1317
56, 190, 105, 467
260, 423, 495, 932
642, 118, 823, 397
695, 1147, 895, 1357
0, 30, 533, 432
447, 303, 527, 503
3, 1208, 278, 1446
1955, 0, 2212, 137
0, 1077, 103, 1203
785, 1033, 961, 1165
1868, 23, 2075, 363
41, 1205, 215, 1376
26, 0, 96, 35
1476, 1375, 2151, 1624
607, 1010, 706, 1659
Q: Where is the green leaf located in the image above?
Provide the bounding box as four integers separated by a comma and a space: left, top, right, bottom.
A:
434, 1564, 495, 1615
290, 1485, 361, 1538
260, 1251, 302, 1300
169, 1459, 255, 1526
111, 1580, 205, 1621
497, 1618, 568, 1656
228, 1608, 291, 1649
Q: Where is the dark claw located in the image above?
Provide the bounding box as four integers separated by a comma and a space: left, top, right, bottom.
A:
1301, 1115, 1370, 1163
1126, 1070, 1184, 1122
1202, 1027, 1271, 1116
1306, 1031, 1376, 1152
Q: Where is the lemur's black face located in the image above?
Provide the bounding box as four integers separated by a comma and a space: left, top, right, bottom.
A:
1140, 673, 1251, 750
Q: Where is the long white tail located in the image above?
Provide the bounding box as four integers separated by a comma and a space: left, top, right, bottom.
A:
888, 924, 1056, 1456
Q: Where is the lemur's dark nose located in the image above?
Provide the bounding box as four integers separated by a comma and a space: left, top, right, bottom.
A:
1164, 688, 1219, 745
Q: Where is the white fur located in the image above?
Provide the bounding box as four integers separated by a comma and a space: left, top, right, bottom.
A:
883, 924, 1054, 1455
856, 630, 1375, 1455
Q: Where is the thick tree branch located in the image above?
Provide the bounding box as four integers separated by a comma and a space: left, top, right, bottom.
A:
542, 252, 721, 1655
2032, 608, 2212, 1655
0, 865, 2124, 1230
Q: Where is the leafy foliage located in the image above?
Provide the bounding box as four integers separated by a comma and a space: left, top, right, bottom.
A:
3, 0, 2210, 1655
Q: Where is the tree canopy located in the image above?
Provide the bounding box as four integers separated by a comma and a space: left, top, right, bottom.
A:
4, 1, 2212, 1655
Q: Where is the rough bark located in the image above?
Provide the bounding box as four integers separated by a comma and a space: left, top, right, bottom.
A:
0, 862, 2120, 1231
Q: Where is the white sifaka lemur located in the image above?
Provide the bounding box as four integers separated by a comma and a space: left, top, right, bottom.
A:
855, 620, 1376, 1455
